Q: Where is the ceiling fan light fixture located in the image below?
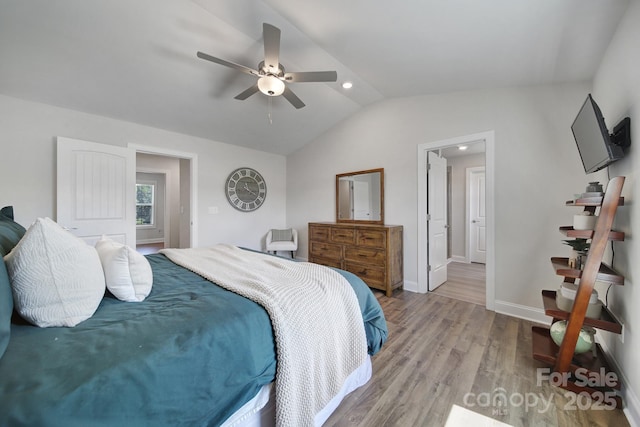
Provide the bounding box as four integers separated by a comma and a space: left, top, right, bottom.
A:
342, 81, 353, 89
258, 75, 285, 96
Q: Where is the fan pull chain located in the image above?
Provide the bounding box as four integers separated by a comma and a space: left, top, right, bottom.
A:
267, 97, 273, 124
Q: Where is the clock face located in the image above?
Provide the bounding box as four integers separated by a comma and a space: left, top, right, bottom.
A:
225, 167, 267, 212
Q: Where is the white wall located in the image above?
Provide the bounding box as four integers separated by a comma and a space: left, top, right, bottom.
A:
0, 94, 287, 252
287, 83, 591, 307
590, 0, 640, 423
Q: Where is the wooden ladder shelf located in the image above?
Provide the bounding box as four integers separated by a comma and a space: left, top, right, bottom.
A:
532, 176, 625, 408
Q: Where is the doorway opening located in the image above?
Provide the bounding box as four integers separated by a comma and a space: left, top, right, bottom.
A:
417, 131, 495, 310
130, 144, 198, 251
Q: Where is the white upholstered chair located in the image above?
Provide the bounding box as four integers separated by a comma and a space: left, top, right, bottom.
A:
265, 228, 298, 258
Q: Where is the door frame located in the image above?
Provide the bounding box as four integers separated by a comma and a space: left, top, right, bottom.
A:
128, 143, 199, 248
417, 130, 495, 310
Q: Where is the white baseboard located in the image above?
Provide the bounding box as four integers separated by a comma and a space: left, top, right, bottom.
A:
136, 238, 164, 245
403, 280, 419, 293
494, 300, 550, 325
623, 375, 640, 427
449, 255, 468, 263
597, 338, 640, 427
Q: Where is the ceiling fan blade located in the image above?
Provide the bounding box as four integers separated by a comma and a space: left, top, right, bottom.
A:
262, 23, 281, 73
282, 86, 305, 109
283, 71, 338, 83
234, 84, 260, 100
197, 51, 259, 77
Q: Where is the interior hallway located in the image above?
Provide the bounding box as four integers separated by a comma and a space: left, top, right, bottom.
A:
431, 261, 486, 306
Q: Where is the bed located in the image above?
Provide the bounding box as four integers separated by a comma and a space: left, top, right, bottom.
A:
0, 207, 388, 427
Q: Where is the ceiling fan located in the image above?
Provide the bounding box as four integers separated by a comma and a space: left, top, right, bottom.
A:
197, 23, 337, 109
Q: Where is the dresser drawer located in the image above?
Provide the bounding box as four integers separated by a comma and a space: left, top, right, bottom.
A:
330, 227, 355, 244
356, 229, 386, 248
344, 247, 386, 265
309, 225, 330, 242
309, 241, 342, 260
309, 256, 343, 269
345, 262, 386, 287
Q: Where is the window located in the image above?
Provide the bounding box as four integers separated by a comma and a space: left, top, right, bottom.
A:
136, 183, 155, 226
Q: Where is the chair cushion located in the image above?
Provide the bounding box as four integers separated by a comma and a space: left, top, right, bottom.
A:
268, 240, 297, 250
271, 228, 293, 242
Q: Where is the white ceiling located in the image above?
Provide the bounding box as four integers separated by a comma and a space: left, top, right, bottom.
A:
0, 0, 629, 155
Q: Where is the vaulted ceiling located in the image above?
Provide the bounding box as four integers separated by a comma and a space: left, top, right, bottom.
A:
0, 0, 629, 154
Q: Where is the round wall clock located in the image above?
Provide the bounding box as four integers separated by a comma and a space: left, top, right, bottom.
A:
225, 167, 267, 212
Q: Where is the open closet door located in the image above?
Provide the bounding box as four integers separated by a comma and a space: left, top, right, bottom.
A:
57, 137, 136, 246
428, 151, 448, 290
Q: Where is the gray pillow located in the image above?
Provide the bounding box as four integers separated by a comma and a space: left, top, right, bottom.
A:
271, 228, 293, 242
0, 207, 26, 257
0, 206, 22, 360
0, 257, 12, 359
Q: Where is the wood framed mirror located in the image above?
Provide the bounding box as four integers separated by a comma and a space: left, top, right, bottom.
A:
336, 168, 384, 224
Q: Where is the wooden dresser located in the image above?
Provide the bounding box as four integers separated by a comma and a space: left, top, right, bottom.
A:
308, 222, 403, 296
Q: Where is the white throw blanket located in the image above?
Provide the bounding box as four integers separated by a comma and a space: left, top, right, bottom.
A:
160, 245, 368, 427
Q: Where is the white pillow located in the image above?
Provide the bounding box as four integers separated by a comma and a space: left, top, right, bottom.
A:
95, 236, 152, 302
4, 217, 105, 327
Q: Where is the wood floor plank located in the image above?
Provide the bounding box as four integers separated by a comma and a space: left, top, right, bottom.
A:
326, 291, 630, 427
431, 261, 486, 306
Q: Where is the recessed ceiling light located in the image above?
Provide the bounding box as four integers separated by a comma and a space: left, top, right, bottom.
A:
458, 145, 468, 150
342, 81, 353, 89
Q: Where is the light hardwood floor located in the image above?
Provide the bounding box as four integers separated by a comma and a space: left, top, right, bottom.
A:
136, 242, 164, 255
325, 291, 629, 427
431, 261, 486, 306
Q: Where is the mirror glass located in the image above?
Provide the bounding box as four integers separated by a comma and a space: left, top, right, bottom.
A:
336, 168, 384, 224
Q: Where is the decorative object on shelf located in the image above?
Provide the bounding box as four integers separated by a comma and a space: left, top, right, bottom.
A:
586, 181, 603, 193
555, 283, 602, 318
581, 181, 604, 198
225, 167, 267, 212
563, 238, 590, 269
573, 211, 597, 230
550, 321, 596, 355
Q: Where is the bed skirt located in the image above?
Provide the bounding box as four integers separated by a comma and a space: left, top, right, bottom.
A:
222, 356, 372, 427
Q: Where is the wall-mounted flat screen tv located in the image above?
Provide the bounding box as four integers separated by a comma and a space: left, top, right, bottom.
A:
571, 94, 630, 174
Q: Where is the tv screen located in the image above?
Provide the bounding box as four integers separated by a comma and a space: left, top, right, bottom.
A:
571, 94, 624, 174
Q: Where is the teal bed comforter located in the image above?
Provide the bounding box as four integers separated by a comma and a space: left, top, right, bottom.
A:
0, 253, 387, 427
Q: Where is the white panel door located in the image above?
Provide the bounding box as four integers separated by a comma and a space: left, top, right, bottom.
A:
468, 167, 486, 264
57, 137, 136, 246
428, 151, 448, 290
